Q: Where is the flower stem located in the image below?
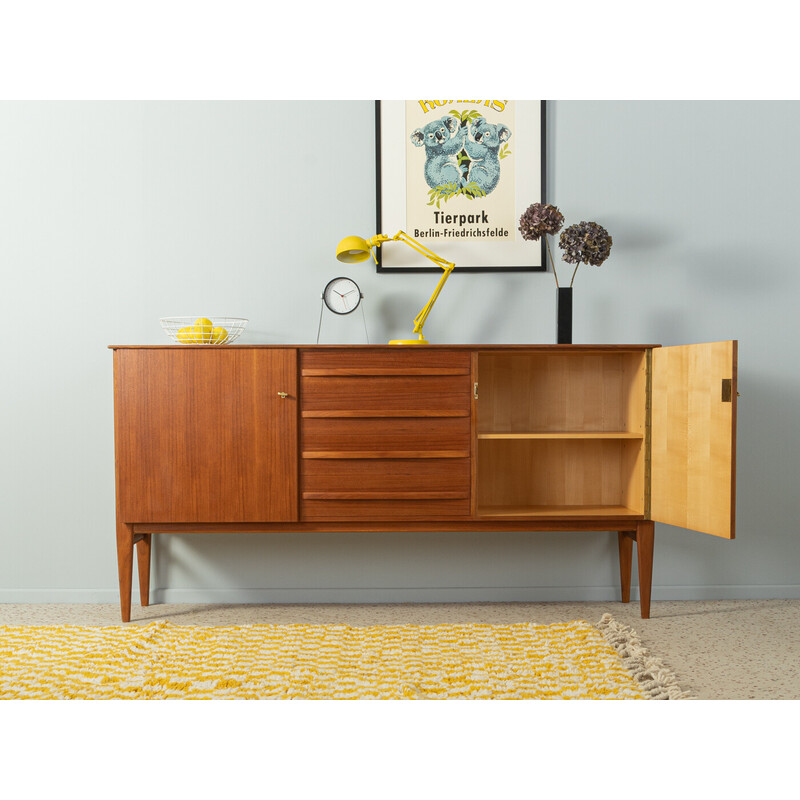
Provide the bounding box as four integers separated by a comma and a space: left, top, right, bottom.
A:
569, 262, 580, 287
544, 236, 559, 287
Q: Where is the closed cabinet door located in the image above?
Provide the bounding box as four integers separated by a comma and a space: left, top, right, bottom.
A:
650, 340, 737, 538
114, 348, 298, 522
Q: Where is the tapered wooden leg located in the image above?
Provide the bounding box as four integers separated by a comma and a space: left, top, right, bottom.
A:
636, 521, 655, 619
116, 521, 135, 623
136, 533, 152, 607
618, 531, 635, 603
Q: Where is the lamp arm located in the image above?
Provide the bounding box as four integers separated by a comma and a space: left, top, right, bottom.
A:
411, 264, 454, 336
363, 234, 391, 266
365, 230, 455, 271
365, 229, 455, 343
389, 230, 455, 270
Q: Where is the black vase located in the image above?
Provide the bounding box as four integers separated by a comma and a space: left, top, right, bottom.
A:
556, 287, 573, 344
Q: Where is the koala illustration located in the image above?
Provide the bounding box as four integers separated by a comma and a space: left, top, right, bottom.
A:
463, 116, 512, 195
410, 116, 467, 189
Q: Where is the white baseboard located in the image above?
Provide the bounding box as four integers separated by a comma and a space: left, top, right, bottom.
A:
2, 585, 800, 604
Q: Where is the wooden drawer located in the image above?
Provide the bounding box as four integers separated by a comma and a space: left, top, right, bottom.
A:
301, 348, 471, 374
301, 457, 470, 520
302, 498, 471, 520
301, 375, 470, 417
301, 416, 471, 457
300, 348, 471, 417
303, 457, 470, 495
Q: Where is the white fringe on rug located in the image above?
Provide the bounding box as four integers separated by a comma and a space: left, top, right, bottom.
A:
597, 613, 693, 700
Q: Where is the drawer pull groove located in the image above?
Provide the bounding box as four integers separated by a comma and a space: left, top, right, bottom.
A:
302, 410, 469, 418
302, 368, 470, 376
302, 491, 468, 500
302, 450, 470, 459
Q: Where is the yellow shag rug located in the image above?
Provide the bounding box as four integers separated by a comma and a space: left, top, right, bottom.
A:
0, 614, 689, 700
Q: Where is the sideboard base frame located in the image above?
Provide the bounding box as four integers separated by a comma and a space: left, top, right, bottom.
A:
115, 519, 655, 623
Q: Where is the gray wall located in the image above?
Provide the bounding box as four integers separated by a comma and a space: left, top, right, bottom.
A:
1, 100, 797, 603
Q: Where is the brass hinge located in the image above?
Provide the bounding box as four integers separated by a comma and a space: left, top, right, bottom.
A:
721, 378, 732, 402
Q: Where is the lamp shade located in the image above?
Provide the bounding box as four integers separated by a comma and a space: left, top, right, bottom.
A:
336, 236, 372, 263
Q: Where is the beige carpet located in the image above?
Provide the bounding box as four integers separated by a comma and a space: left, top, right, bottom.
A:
2, 599, 799, 699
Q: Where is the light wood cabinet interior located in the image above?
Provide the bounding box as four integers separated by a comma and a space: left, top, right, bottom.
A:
476, 351, 648, 518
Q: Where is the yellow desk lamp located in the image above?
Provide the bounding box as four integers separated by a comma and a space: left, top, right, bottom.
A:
336, 230, 454, 345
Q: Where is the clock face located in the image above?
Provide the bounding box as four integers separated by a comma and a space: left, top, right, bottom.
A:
323, 277, 362, 315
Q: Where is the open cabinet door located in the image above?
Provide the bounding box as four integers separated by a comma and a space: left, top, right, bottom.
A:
650, 341, 737, 539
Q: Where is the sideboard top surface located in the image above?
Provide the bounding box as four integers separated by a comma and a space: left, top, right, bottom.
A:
109, 344, 661, 351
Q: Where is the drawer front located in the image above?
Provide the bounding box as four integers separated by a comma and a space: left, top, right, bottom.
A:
302, 457, 471, 520
302, 498, 470, 520
301, 416, 471, 457
301, 349, 471, 374
303, 457, 470, 494
301, 375, 470, 417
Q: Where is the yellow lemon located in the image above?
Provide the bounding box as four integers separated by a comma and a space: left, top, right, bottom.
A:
176, 326, 193, 343
210, 326, 228, 344
189, 325, 207, 343
194, 317, 213, 342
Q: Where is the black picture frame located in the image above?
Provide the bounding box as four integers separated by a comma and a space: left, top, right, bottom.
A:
375, 100, 547, 273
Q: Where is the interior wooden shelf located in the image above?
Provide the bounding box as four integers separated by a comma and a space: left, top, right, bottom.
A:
301, 368, 470, 377
302, 450, 470, 459
477, 431, 644, 440
476, 505, 645, 519
303, 491, 468, 500
302, 410, 469, 418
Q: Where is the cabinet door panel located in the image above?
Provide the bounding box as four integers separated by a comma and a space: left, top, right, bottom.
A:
650, 341, 737, 538
114, 348, 298, 522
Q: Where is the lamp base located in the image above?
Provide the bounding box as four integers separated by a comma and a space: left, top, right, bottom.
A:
388, 337, 429, 345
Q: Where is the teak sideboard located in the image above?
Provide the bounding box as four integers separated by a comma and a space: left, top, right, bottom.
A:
110, 342, 737, 622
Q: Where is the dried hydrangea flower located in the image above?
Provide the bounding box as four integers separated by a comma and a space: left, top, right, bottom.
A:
558, 221, 613, 285
518, 203, 565, 241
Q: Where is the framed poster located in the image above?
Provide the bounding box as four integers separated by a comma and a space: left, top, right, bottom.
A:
376, 100, 546, 273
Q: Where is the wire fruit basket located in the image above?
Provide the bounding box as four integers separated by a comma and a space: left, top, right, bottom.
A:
160, 317, 248, 345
